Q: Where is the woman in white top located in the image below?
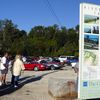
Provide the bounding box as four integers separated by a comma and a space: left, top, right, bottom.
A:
0, 52, 8, 85
11, 54, 25, 87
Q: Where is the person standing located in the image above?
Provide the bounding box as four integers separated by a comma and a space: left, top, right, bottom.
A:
0, 52, 9, 85
11, 54, 25, 87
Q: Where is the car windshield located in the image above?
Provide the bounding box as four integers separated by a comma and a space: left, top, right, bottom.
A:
40, 60, 47, 63
69, 57, 78, 60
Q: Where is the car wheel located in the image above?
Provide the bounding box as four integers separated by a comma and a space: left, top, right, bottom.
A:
51, 65, 55, 70
34, 67, 39, 71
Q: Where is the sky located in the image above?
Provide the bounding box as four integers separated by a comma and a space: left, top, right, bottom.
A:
0, 0, 100, 32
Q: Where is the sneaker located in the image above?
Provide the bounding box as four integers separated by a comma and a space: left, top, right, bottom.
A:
2, 82, 7, 86
14, 85, 18, 88
0, 82, 2, 86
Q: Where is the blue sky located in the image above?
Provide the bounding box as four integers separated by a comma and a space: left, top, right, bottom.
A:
0, 0, 100, 32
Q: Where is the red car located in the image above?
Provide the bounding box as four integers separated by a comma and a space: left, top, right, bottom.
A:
24, 61, 47, 71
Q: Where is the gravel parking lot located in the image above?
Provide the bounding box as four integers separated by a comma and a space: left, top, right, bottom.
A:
0, 66, 77, 100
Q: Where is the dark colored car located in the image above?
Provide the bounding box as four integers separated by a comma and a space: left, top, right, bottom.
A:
39, 60, 62, 70
66, 57, 78, 66
52, 57, 60, 63
24, 61, 47, 71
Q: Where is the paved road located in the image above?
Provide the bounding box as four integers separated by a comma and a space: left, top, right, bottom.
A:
0, 66, 77, 100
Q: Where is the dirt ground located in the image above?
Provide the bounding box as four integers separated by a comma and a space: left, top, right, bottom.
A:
0, 66, 77, 100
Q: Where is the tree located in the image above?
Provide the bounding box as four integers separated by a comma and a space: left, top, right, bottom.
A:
0, 19, 79, 56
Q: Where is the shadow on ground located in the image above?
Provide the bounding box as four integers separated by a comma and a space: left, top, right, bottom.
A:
0, 70, 58, 96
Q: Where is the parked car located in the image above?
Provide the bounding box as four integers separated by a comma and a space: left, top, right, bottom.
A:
58, 56, 74, 62
66, 57, 78, 66
24, 61, 47, 71
39, 60, 62, 70
25, 56, 33, 62
52, 57, 60, 63
58, 56, 68, 63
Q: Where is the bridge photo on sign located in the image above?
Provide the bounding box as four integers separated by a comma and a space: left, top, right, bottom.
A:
84, 34, 99, 50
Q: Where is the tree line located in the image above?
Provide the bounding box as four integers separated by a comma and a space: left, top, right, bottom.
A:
0, 19, 79, 57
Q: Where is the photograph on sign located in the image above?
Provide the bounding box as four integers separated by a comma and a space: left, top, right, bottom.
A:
84, 25, 99, 34
84, 34, 99, 50
84, 25, 91, 33
84, 15, 99, 24
91, 26, 99, 34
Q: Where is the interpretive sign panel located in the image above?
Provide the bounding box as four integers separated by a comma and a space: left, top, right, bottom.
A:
79, 3, 100, 99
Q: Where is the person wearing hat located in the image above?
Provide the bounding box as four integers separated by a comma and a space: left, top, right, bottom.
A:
11, 54, 25, 87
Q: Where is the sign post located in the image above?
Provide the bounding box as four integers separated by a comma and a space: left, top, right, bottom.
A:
79, 3, 100, 99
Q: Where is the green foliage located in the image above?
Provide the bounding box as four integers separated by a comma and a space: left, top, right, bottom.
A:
0, 19, 79, 56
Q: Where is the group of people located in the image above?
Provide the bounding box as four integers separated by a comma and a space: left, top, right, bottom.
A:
0, 52, 25, 88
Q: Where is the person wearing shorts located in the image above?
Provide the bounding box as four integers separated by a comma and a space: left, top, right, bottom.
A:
0, 52, 9, 85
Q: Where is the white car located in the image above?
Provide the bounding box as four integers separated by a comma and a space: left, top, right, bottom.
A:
58, 56, 74, 63
58, 56, 67, 62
